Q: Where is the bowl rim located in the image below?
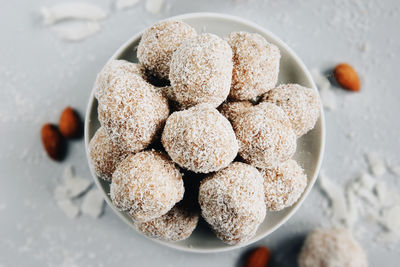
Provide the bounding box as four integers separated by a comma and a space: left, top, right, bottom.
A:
84, 12, 326, 253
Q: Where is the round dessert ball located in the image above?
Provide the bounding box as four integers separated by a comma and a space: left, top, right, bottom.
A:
218, 100, 253, 123
110, 150, 184, 222
169, 33, 233, 108
94, 59, 143, 100
262, 84, 321, 137
97, 73, 169, 153
227, 32, 281, 101
298, 228, 367, 267
199, 162, 266, 245
260, 159, 307, 211
162, 104, 238, 173
137, 20, 197, 80
88, 127, 128, 181
233, 102, 296, 169
135, 204, 199, 242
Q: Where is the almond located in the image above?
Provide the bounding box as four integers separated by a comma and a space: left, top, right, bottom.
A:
59, 107, 81, 138
41, 123, 64, 160
333, 63, 361, 92
244, 246, 271, 267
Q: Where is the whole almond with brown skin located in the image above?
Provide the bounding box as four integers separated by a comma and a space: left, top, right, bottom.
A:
334, 63, 361, 92
244, 246, 270, 267
59, 107, 81, 138
41, 123, 63, 160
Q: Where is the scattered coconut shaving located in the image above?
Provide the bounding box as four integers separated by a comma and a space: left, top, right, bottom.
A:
40, 2, 107, 25
56, 198, 80, 219
52, 21, 101, 41
54, 165, 102, 219
115, 0, 141, 10
318, 172, 350, 226
310, 68, 336, 110
81, 189, 104, 218
62, 165, 92, 198
389, 164, 400, 177
365, 152, 386, 177
319, 169, 400, 246
145, 0, 164, 14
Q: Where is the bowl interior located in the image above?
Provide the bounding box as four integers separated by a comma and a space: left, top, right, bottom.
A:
85, 13, 325, 253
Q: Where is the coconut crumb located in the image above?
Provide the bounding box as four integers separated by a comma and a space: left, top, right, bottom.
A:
310, 68, 336, 110
40, 2, 107, 25
365, 152, 386, 177
81, 189, 104, 218
318, 172, 350, 226
145, 0, 164, 14
115, 0, 140, 10
52, 21, 100, 41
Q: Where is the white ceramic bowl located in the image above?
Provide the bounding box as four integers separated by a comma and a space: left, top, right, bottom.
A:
85, 12, 325, 253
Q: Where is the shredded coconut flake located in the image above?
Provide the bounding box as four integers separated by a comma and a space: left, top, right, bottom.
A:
145, 0, 164, 14
56, 199, 80, 219
310, 68, 336, 110
81, 189, 104, 218
62, 165, 92, 198
40, 2, 107, 25
365, 152, 386, 177
319, 172, 350, 226
52, 21, 100, 41
389, 164, 400, 177
115, 0, 140, 10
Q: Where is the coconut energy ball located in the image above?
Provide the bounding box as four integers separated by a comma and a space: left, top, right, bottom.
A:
233, 102, 296, 169
199, 162, 266, 245
298, 228, 367, 267
227, 32, 281, 101
94, 59, 143, 100
135, 204, 199, 242
110, 150, 184, 222
260, 159, 307, 211
263, 84, 321, 137
162, 104, 238, 173
218, 100, 253, 123
137, 20, 196, 80
88, 127, 128, 181
97, 73, 169, 153
169, 33, 233, 108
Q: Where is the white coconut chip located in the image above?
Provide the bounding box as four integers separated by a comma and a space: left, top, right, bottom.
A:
365, 152, 386, 177
310, 68, 336, 110
377, 206, 400, 234
57, 199, 80, 219
40, 2, 107, 25
52, 21, 100, 41
81, 189, 104, 218
54, 184, 80, 219
389, 164, 400, 177
145, 0, 164, 14
318, 172, 349, 225
63, 165, 92, 198
115, 0, 140, 10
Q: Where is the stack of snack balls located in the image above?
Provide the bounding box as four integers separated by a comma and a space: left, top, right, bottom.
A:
89, 20, 321, 245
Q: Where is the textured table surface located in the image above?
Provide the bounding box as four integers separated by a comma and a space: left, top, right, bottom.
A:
1, 0, 399, 266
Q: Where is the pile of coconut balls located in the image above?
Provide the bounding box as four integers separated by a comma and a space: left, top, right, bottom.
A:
89, 20, 321, 245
